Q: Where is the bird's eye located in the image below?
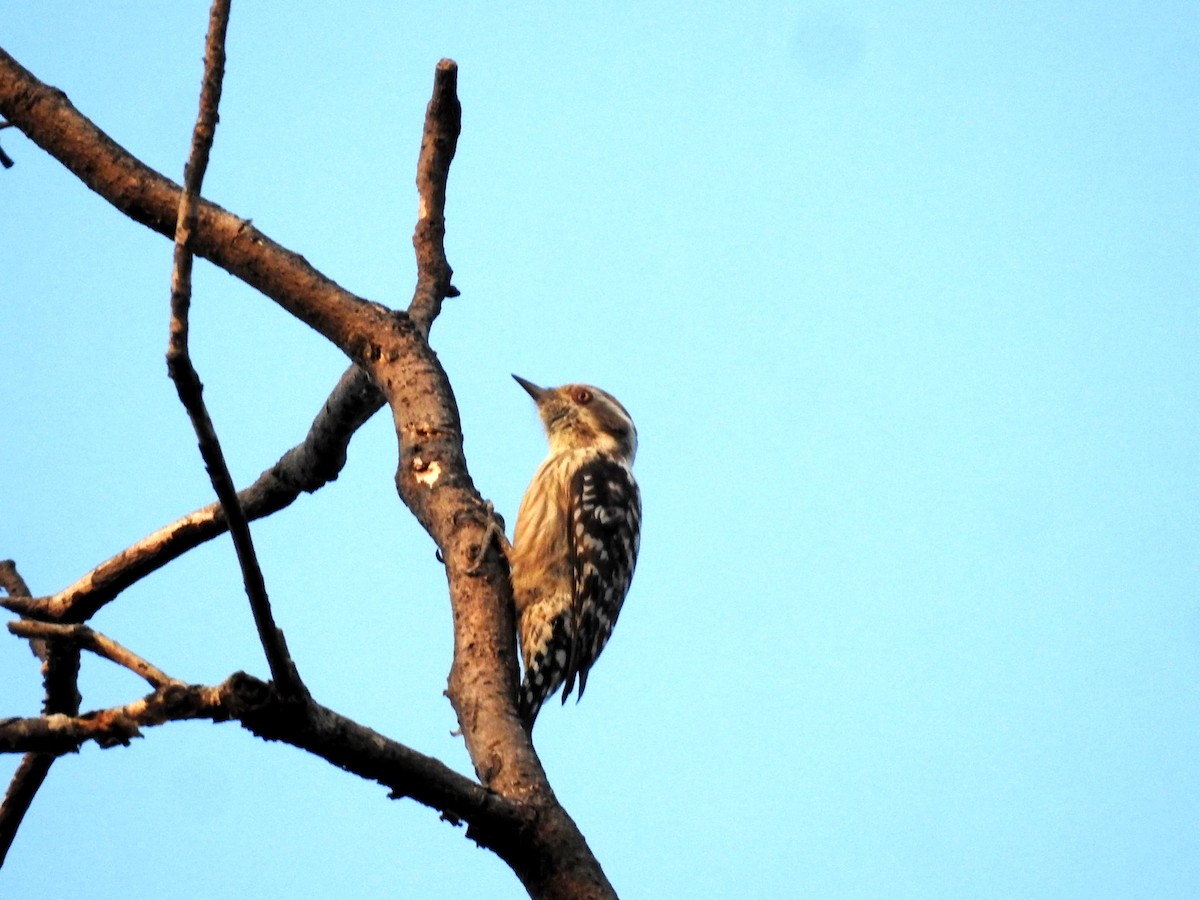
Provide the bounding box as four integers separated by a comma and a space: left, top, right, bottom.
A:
572, 387, 593, 405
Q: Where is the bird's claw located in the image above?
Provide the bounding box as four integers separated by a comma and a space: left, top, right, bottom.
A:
463, 500, 511, 575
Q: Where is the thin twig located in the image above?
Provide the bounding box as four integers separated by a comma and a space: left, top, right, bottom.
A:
8, 621, 182, 690
164, 0, 305, 699
407, 59, 462, 336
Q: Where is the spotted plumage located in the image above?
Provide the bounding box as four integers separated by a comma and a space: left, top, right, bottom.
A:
508, 376, 642, 729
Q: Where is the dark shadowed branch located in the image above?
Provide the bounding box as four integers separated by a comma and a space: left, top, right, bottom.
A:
0, 120, 13, 168
0, 563, 79, 868
0, 673, 528, 848
0, 756, 49, 866
0, 562, 46, 868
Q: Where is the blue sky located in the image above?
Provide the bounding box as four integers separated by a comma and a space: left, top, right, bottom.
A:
2, 2, 1198, 897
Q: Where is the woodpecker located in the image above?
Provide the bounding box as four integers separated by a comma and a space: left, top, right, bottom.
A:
509, 375, 642, 729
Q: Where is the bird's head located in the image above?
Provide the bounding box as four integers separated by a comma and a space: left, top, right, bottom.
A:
513, 375, 638, 464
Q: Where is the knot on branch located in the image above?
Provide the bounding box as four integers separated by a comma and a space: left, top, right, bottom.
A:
222, 671, 312, 742
221, 671, 275, 716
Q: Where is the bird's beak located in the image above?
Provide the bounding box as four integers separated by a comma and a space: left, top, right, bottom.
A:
512, 374, 548, 402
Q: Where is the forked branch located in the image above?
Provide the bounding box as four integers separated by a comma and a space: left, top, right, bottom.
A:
0, 35, 618, 899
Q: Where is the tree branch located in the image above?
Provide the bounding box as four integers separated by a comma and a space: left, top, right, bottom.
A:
0, 45, 393, 360
0, 563, 79, 868
0, 755, 50, 865
0, 119, 13, 168
408, 59, 461, 336
0, 679, 239, 752
0, 46, 618, 898
0, 62, 462, 630
8, 621, 182, 690
165, 1, 304, 699
0, 674, 528, 851
0, 562, 30, 598
0, 365, 383, 625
